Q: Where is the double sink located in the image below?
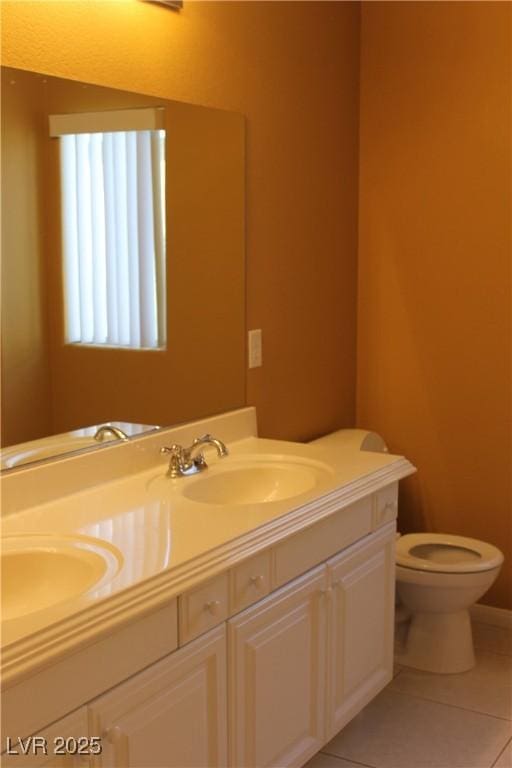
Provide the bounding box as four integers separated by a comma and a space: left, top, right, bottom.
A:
2, 450, 334, 626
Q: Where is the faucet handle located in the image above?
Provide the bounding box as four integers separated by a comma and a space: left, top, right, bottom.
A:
160, 444, 185, 478
160, 444, 179, 454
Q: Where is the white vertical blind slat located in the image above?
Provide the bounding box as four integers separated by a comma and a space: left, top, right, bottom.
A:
126, 131, 141, 348
137, 130, 158, 348
89, 133, 108, 344
102, 133, 120, 345
76, 134, 94, 343
151, 130, 166, 347
113, 132, 131, 347
60, 136, 81, 342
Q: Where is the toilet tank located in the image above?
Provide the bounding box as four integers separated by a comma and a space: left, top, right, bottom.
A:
309, 428, 388, 453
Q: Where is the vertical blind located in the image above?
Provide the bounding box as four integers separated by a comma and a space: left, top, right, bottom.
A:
52, 109, 166, 349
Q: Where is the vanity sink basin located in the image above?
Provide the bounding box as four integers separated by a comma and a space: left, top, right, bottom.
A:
182, 457, 333, 506
1, 535, 122, 622
1, 437, 96, 469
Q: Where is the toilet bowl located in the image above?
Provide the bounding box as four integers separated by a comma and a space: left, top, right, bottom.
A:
395, 533, 504, 673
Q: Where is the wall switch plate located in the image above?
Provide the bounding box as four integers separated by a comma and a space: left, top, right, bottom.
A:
248, 329, 263, 368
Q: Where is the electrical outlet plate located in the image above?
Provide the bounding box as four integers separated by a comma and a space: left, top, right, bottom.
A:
248, 329, 263, 369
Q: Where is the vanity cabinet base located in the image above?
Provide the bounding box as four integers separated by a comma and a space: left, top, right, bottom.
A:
228, 523, 396, 768
327, 524, 395, 737
3, 509, 397, 768
228, 567, 328, 768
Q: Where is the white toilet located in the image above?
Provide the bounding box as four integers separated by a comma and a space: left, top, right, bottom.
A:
309, 429, 505, 674
396, 532, 504, 674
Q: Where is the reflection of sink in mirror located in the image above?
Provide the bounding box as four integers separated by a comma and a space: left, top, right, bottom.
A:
0, 421, 160, 470
2, 437, 98, 470
150, 455, 334, 505
1, 535, 122, 621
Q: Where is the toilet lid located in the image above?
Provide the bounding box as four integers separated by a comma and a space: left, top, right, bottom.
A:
396, 533, 504, 573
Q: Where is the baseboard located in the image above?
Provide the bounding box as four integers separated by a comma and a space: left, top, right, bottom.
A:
470, 603, 512, 629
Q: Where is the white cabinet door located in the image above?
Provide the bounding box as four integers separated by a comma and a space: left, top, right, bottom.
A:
326, 523, 396, 738
89, 625, 226, 768
228, 566, 327, 768
2, 708, 91, 768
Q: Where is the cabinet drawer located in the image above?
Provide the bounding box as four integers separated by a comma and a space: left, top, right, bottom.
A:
179, 572, 228, 644
229, 551, 271, 614
373, 483, 398, 529
272, 496, 372, 589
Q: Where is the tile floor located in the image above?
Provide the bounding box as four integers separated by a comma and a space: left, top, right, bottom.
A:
305, 620, 512, 768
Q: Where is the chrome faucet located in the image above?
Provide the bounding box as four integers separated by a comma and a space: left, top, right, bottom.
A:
160, 433, 228, 478
94, 425, 129, 442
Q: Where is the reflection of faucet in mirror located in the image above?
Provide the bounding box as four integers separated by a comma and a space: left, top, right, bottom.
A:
160, 434, 228, 478
94, 425, 129, 442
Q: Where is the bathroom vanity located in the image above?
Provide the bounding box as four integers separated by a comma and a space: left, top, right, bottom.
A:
1, 408, 415, 767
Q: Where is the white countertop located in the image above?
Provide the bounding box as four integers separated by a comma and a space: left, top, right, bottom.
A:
1, 408, 415, 684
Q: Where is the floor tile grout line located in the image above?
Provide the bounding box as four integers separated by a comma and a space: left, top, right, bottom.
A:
472, 621, 512, 633
490, 735, 512, 768
465, 620, 511, 657
388, 687, 512, 723
474, 647, 512, 659
395, 645, 512, 663
319, 749, 377, 768
474, 638, 512, 654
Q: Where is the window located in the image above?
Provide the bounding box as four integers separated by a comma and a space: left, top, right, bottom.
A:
50, 108, 166, 349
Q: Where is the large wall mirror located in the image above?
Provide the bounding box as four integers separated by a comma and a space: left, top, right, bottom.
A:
1, 67, 246, 468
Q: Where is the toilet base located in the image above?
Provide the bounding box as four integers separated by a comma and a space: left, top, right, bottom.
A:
396, 608, 475, 674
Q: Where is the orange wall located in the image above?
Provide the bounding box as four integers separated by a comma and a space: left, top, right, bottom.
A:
1, 69, 52, 445
1, 0, 360, 442
358, 2, 511, 608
